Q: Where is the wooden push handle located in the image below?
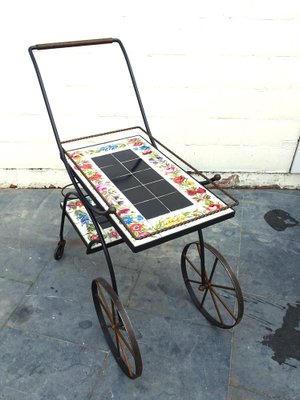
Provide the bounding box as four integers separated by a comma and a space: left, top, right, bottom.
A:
35, 38, 114, 50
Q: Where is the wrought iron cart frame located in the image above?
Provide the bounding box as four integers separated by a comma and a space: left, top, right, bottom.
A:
29, 38, 244, 379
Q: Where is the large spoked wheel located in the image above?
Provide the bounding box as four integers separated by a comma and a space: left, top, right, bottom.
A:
91, 277, 142, 379
181, 241, 244, 329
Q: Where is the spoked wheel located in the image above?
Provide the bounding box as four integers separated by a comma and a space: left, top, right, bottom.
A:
181, 241, 244, 329
91, 277, 142, 379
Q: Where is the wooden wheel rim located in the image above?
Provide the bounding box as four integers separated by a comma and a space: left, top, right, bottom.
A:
91, 277, 142, 378
181, 241, 244, 329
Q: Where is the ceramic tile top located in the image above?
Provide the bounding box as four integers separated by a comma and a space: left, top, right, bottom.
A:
66, 135, 228, 240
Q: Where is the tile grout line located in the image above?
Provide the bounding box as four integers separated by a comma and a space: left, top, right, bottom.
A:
89, 352, 112, 400
4, 323, 110, 354
0, 255, 53, 333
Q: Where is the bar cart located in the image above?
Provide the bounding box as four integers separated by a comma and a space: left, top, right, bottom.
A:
29, 38, 244, 379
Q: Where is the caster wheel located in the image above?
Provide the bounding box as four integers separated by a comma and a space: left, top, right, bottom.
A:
92, 277, 142, 379
181, 241, 244, 329
54, 240, 66, 260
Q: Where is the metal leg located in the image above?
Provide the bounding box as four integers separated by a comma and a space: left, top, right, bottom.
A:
53, 193, 72, 260
197, 229, 206, 279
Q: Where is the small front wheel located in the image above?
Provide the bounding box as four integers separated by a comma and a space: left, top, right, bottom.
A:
54, 240, 66, 260
181, 241, 244, 329
92, 277, 142, 379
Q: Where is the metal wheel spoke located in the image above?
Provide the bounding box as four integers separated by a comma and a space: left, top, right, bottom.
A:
209, 289, 224, 325
208, 257, 218, 283
183, 254, 202, 278
210, 286, 237, 321
115, 329, 135, 357
187, 279, 202, 285
119, 340, 133, 377
200, 285, 210, 308
112, 302, 121, 356
97, 285, 114, 325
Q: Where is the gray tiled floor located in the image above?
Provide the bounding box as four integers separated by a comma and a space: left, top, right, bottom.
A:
0, 189, 299, 400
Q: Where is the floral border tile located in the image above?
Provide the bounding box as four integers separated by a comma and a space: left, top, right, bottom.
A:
64, 197, 121, 249
65, 133, 229, 240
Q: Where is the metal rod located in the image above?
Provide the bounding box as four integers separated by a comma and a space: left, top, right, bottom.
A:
34, 38, 113, 50
197, 230, 206, 282
113, 39, 156, 148
28, 46, 64, 160
149, 135, 239, 207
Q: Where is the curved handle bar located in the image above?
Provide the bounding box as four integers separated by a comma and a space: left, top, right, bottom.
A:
28, 36, 156, 148
33, 37, 114, 50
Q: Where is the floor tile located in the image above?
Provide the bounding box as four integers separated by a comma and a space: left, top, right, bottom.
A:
228, 386, 274, 400
29, 253, 140, 305
239, 232, 300, 301
241, 190, 300, 242
0, 190, 62, 248
128, 251, 239, 327
230, 294, 300, 400
0, 387, 39, 400
8, 257, 140, 349
0, 244, 50, 284
8, 294, 108, 350
0, 278, 30, 325
92, 309, 232, 400
0, 327, 106, 400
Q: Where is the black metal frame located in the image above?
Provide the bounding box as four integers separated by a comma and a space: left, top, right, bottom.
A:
28, 38, 156, 296
29, 38, 243, 378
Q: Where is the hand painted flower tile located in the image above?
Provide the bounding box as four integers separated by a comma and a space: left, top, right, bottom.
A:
64, 197, 121, 248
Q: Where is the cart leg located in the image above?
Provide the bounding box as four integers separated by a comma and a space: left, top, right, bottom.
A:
54, 193, 70, 260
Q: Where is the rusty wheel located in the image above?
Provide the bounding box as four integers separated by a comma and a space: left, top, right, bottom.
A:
181, 241, 244, 329
91, 277, 142, 378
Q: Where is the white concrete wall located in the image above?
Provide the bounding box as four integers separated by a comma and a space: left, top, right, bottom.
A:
1, 0, 300, 187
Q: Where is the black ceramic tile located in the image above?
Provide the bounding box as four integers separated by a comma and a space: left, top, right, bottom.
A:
122, 159, 150, 173
113, 149, 138, 162
92, 154, 119, 168
124, 186, 154, 204
159, 192, 192, 211
112, 174, 140, 191
101, 164, 129, 179
146, 180, 176, 197
133, 169, 163, 184
135, 199, 170, 219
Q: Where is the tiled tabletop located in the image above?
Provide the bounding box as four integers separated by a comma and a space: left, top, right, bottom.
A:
65, 129, 235, 249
